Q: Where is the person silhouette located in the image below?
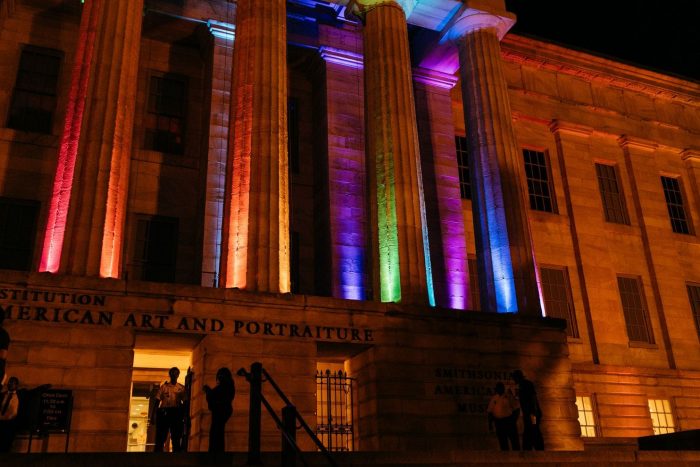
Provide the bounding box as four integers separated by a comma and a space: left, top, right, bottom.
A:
511, 369, 544, 450
487, 381, 520, 451
0, 310, 9, 389
154, 367, 186, 452
0, 376, 20, 452
203, 367, 235, 453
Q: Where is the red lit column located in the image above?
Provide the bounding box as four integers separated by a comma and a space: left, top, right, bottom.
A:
39, 0, 103, 273
355, 0, 430, 305
201, 20, 235, 287
220, 0, 289, 292
448, 9, 541, 315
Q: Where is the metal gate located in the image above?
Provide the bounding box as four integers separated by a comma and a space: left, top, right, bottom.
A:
316, 369, 355, 451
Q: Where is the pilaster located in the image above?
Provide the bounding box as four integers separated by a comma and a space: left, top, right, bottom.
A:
360, 0, 431, 304
412, 67, 469, 309
57, 0, 143, 278
319, 46, 368, 300
220, 0, 289, 292
200, 20, 235, 287
450, 9, 541, 315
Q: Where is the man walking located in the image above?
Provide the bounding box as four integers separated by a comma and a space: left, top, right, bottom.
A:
487, 381, 520, 450
511, 369, 544, 450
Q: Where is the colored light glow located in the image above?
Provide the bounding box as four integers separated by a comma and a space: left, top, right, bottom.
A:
39, 0, 101, 273
416, 153, 436, 307
377, 151, 401, 303
488, 213, 518, 313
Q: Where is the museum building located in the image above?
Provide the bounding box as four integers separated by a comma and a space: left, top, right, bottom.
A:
0, 0, 699, 454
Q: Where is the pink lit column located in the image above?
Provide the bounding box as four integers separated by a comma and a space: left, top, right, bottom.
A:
220, 0, 289, 292
201, 20, 235, 287
319, 47, 369, 300
39, 0, 103, 273
43, 0, 143, 278
413, 68, 469, 310
448, 9, 541, 315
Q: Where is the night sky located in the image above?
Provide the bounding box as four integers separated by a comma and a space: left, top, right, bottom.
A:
504, 0, 700, 81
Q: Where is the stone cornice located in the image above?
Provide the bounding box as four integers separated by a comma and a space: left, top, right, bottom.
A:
548, 119, 593, 138
444, 8, 515, 42
617, 135, 659, 152
501, 35, 700, 106
319, 46, 364, 69
681, 149, 700, 161
412, 67, 458, 90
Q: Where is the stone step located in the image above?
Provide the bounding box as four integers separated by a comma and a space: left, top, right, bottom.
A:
1, 451, 699, 467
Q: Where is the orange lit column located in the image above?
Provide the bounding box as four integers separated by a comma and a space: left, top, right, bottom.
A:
45, 0, 143, 278
201, 20, 235, 287
356, 0, 431, 305
448, 9, 541, 314
220, 0, 289, 292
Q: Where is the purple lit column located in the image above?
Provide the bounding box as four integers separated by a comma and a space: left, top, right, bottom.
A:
447, 9, 541, 314
413, 68, 469, 310
319, 46, 368, 300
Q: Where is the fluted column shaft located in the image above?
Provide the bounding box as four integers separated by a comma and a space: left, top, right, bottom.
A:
220, 0, 289, 292
362, 2, 430, 304
201, 21, 234, 287
59, 0, 143, 277
457, 26, 540, 314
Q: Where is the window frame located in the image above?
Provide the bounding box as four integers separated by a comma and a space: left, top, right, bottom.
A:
616, 275, 655, 345
0, 197, 40, 271
143, 72, 188, 155
595, 162, 631, 225
467, 255, 480, 311
575, 394, 600, 438
129, 214, 179, 283
685, 282, 700, 342
647, 398, 677, 435
540, 265, 580, 338
522, 147, 558, 214
660, 175, 694, 235
455, 135, 471, 201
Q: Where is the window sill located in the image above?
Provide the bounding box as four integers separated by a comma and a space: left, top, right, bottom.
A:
628, 341, 658, 350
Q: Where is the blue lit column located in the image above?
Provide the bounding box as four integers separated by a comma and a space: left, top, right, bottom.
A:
447, 9, 541, 315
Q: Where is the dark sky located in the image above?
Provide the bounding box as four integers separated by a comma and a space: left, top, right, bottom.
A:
504, 0, 700, 81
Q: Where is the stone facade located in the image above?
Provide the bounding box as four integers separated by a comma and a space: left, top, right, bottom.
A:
0, 0, 698, 454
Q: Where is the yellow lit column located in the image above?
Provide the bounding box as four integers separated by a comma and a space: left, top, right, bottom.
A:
61, 0, 144, 278
447, 8, 541, 315
355, 0, 431, 305
220, 0, 289, 292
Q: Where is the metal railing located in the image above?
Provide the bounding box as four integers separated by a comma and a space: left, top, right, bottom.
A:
316, 369, 355, 452
238, 362, 338, 467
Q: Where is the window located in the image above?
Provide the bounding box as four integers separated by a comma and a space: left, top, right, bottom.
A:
316, 362, 356, 451
648, 399, 675, 435
133, 216, 179, 283
288, 98, 300, 174
144, 74, 187, 155
523, 149, 557, 213
595, 163, 630, 225
7, 46, 62, 133
575, 395, 597, 437
0, 198, 40, 271
468, 257, 480, 311
617, 276, 654, 344
685, 284, 700, 340
455, 136, 471, 200
540, 267, 579, 338
661, 176, 692, 234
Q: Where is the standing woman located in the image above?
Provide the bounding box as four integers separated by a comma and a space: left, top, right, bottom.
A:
203, 367, 235, 452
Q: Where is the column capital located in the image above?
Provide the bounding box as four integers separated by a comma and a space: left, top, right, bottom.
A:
412, 67, 458, 90
319, 46, 364, 69
445, 8, 515, 42
207, 19, 235, 42
349, 0, 416, 19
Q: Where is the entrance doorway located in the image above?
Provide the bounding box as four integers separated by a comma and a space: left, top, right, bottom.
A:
316, 361, 356, 452
128, 334, 198, 452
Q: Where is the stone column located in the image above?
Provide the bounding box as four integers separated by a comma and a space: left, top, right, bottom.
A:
200, 20, 235, 287
413, 68, 469, 310
52, 0, 143, 278
448, 8, 541, 314
39, 0, 103, 273
319, 46, 368, 300
220, 0, 289, 293
356, 0, 431, 305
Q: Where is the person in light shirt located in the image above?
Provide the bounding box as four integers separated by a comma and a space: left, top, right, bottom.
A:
0, 376, 20, 452
487, 381, 520, 451
154, 367, 186, 452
